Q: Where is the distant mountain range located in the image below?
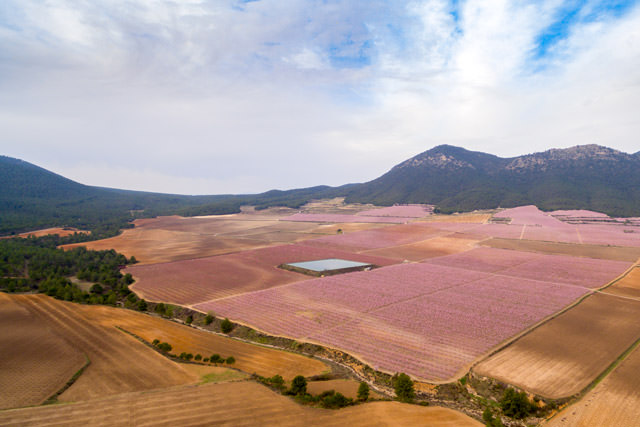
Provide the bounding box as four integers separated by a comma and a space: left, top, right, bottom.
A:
2, 144, 639, 235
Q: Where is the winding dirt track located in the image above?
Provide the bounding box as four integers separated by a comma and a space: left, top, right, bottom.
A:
0, 381, 481, 427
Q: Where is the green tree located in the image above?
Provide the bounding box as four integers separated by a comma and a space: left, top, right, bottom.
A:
483, 408, 505, 427
210, 354, 223, 364
221, 317, 233, 333
137, 299, 148, 311
357, 382, 370, 401
394, 373, 414, 402
195, 354, 202, 361
290, 375, 307, 395
204, 312, 214, 325
500, 388, 533, 419
90, 283, 103, 294
152, 339, 160, 346
226, 356, 235, 365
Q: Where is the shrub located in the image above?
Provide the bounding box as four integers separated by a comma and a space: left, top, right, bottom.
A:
203, 357, 209, 363
483, 408, 505, 427
226, 356, 235, 365
394, 373, 414, 402
204, 313, 214, 325
221, 318, 233, 333
210, 354, 223, 364
90, 283, 103, 294
154, 303, 166, 315
290, 375, 307, 395
157, 342, 172, 352
195, 354, 202, 361
357, 382, 370, 401
152, 339, 160, 346
320, 391, 352, 409
137, 299, 148, 311
500, 388, 534, 419
185, 315, 193, 325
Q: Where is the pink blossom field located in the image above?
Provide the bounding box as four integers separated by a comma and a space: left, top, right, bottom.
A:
195, 248, 630, 381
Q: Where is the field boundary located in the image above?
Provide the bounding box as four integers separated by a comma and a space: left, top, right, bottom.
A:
43, 354, 91, 405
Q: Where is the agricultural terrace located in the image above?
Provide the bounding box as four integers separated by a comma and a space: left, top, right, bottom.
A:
196, 248, 630, 382
475, 292, 640, 399
0, 381, 481, 427
282, 213, 417, 223
547, 335, 640, 427
128, 243, 398, 306
355, 204, 434, 218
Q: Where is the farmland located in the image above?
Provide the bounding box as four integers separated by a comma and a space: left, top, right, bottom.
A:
128, 243, 398, 305
474, 292, 640, 398
195, 247, 629, 382
0, 292, 329, 408
547, 339, 640, 427
0, 293, 86, 409
0, 381, 481, 427
604, 266, 640, 299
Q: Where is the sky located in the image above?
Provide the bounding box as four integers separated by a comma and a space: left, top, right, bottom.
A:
1, 0, 639, 195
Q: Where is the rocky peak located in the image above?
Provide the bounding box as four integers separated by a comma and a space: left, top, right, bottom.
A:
505, 144, 632, 171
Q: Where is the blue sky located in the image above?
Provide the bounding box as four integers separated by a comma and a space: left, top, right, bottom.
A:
0, 0, 639, 194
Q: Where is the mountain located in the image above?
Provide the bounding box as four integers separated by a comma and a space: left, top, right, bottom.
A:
0, 156, 337, 236
343, 144, 640, 216
2, 143, 639, 236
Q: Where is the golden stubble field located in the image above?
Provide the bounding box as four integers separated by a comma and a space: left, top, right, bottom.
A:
60, 214, 390, 264
0, 381, 482, 427
0, 293, 329, 407
474, 292, 640, 399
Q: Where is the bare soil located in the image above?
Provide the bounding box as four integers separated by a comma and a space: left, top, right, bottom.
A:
362, 234, 481, 261
0, 381, 481, 426
475, 292, 640, 399
482, 238, 640, 262
307, 379, 384, 400
603, 267, 640, 299
0, 293, 86, 409
546, 341, 640, 426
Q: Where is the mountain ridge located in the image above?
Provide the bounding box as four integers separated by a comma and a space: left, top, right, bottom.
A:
2, 143, 639, 235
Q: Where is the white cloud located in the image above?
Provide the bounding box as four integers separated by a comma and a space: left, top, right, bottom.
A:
1, 0, 638, 194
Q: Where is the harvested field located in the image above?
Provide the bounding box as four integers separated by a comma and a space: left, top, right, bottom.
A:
303, 223, 446, 252
177, 365, 249, 383
306, 379, 383, 399
420, 213, 493, 223
356, 204, 433, 218
106, 307, 328, 380
604, 267, 640, 299
282, 213, 416, 224
362, 234, 481, 261
547, 341, 640, 427
196, 255, 598, 382
0, 381, 481, 427
10, 294, 198, 403
482, 238, 640, 262
7, 227, 86, 238
0, 293, 86, 409
475, 293, 640, 399
128, 243, 398, 306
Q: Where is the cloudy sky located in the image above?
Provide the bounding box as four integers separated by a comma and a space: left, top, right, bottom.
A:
1, 0, 639, 195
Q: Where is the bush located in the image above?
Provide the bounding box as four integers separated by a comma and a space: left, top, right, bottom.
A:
204, 313, 214, 325
226, 356, 235, 365
319, 391, 352, 409
157, 342, 172, 352
152, 339, 160, 346
221, 317, 233, 333
290, 375, 307, 395
195, 354, 202, 361
483, 408, 505, 427
90, 283, 103, 294
210, 354, 223, 364
137, 299, 148, 311
394, 373, 414, 402
203, 357, 209, 363
357, 382, 370, 401
500, 388, 534, 419
154, 303, 166, 315
269, 375, 285, 390
185, 315, 193, 325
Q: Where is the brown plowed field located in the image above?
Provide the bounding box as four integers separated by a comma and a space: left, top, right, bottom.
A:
546, 343, 640, 427
0, 381, 482, 427
419, 213, 492, 223
482, 238, 640, 262
128, 243, 398, 306
10, 294, 198, 402
60, 214, 387, 265
102, 307, 329, 380
603, 267, 640, 299
0, 293, 86, 409
362, 234, 481, 261
474, 292, 640, 398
